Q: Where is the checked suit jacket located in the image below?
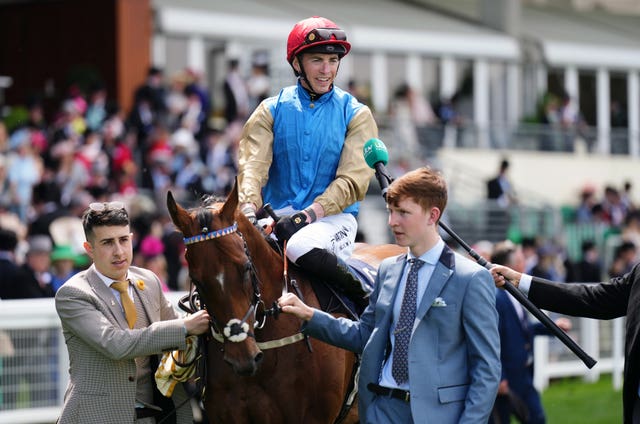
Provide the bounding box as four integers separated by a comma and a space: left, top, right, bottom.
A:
55, 264, 192, 424
525, 263, 640, 424
304, 245, 501, 423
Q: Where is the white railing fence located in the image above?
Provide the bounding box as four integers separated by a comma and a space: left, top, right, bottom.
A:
533, 316, 625, 392
0, 297, 625, 423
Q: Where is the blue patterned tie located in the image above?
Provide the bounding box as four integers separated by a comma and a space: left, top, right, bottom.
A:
392, 258, 424, 385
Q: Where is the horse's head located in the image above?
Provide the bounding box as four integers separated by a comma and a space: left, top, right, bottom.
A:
167, 182, 267, 376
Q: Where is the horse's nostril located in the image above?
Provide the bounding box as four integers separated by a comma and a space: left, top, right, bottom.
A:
255, 351, 264, 365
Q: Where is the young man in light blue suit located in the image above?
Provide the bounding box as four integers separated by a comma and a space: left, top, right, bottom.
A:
279, 167, 501, 423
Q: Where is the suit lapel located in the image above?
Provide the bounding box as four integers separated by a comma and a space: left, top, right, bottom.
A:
87, 265, 129, 329
131, 275, 155, 324
416, 245, 455, 321
378, 255, 407, 330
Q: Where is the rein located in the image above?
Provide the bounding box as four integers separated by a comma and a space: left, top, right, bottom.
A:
181, 218, 303, 350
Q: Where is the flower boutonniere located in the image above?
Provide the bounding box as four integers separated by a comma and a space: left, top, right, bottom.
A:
432, 297, 447, 307
136, 280, 145, 290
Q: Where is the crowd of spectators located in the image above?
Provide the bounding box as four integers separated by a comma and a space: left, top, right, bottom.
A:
1, 67, 637, 298
0, 65, 245, 299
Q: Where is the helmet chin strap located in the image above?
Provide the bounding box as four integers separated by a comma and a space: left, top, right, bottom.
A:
296, 54, 339, 100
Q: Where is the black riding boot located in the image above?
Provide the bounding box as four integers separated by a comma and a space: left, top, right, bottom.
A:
296, 248, 369, 312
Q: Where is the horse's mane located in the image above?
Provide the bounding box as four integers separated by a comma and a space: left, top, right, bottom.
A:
201, 194, 225, 207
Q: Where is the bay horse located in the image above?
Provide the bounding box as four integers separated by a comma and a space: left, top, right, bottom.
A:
166, 182, 404, 423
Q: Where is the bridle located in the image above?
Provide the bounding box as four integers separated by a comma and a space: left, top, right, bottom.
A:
179, 207, 298, 349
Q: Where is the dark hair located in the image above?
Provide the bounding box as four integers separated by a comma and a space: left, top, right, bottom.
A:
386, 167, 448, 220
148, 66, 163, 77
82, 204, 129, 242
614, 241, 636, 258
581, 240, 596, 253
0, 228, 18, 251
521, 237, 536, 249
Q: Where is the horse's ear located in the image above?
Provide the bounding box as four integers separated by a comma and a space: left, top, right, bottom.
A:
166, 190, 190, 232
221, 178, 239, 222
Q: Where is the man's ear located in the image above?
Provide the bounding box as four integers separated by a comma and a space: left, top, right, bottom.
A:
292, 56, 301, 74
83, 241, 93, 257
428, 207, 441, 225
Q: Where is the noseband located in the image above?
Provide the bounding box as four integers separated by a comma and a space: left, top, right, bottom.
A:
182, 214, 280, 345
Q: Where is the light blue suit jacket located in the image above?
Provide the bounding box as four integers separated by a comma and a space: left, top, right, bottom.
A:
304, 245, 501, 423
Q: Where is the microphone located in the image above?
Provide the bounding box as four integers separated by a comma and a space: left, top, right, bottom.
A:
363, 138, 393, 199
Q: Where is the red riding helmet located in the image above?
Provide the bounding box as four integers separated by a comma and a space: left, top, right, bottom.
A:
286, 16, 351, 65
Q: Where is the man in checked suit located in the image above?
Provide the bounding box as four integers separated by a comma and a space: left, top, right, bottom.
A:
491, 259, 640, 424
278, 167, 501, 423
55, 201, 210, 423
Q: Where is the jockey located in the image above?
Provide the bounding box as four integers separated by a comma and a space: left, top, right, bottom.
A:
238, 16, 379, 308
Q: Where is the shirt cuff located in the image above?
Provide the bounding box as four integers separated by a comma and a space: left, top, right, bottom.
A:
519, 274, 533, 296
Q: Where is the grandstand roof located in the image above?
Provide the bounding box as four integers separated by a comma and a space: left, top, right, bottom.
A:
153, 0, 520, 59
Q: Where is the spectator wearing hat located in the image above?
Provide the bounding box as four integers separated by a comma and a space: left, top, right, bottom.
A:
50, 244, 79, 292
20, 235, 55, 298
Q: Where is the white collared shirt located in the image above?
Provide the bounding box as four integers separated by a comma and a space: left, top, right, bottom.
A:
96, 269, 134, 307
379, 238, 445, 390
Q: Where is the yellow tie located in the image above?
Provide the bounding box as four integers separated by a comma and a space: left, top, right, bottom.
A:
110, 280, 137, 329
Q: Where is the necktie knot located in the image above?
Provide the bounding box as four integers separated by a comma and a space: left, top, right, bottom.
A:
110, 280, 136, 329
110, 280, 129, 293
408, 258, 425, 270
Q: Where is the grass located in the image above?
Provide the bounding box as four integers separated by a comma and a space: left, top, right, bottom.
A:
542, 374, 622, 423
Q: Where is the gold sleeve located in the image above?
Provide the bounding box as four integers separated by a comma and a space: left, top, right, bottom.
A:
237, 102, 274, 208
315, 106, 378, 216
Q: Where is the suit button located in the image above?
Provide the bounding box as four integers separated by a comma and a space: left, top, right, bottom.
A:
128, 376, 135, 382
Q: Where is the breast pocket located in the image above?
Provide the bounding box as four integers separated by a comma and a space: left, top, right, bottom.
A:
428, 302, 459, 328
427, 302, 460, 358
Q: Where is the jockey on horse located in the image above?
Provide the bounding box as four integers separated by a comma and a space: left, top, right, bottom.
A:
237, 16, 379, 310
